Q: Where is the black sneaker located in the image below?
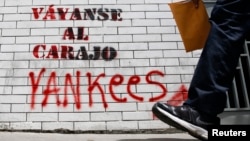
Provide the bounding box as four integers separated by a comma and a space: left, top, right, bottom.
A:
152, 102, 220, 141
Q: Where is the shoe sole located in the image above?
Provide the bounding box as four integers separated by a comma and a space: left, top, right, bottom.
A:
152, 104, 208, 141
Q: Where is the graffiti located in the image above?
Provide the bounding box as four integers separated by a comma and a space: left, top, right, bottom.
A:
62, 27, 89, 41
33, 45, 117, 60
31, 5, 123, 60
153, 84, 188, 119
32, 5, 123, 21
29, 68, 167, 110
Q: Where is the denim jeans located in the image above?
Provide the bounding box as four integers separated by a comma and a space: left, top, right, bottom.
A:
184, 0, 250, 118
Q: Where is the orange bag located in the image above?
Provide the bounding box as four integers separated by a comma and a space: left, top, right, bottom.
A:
168, 0, 211, 52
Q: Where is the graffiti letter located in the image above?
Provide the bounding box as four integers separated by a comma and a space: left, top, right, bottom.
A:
70, 8, 82, 20
43, 5, 56, 20
111, 9, 123, 21
32, 7, 44, 19
87, 72, 108, 108
57, 8, 69, 20
33, 44, 46, 58
89, 46, 101, 60
127, 75, 144, 102
63, 27, 75, 40
42, 72, 61, 107
29, 68, 46, 109
77, 27, 89, 40
146, 70, 167, 102
64, 71, 81, 109
102, 47, 117, 61
109, 74, 127, 102
46, 45, 59, 59
97, 8, 109, 21
75, 46, 88, 60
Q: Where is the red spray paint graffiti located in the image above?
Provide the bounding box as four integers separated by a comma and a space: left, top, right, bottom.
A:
29, 68, 167, 110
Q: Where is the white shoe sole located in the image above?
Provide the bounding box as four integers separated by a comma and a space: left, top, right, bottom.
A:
156, 106, 208, 140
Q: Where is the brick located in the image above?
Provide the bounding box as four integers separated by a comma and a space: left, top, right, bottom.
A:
89, 0, 116, 4
0, 104, 11, 112
89, 27, 117, 35
118, 27, 146, 34
162, 34, 182, 41
145, 0, 172, 4
29, 60, 59, 68
0, 44, 30, 52
122, 12, 145, 19
5, 0, 32, 6
119, 43, 148, 50
0, 61, 29, 68
61, 0, 88, 5
134, 50, 163, 58
132, 19, 160, 26
59, 113, 90, 121
41, 103, 74, 113
147, 26, 175, 34
42, 122, 73, 130
91, 112, 122, 121
17, 21, 45, 28
117, 0, 144, 4
0, 52, 14, 60
12, 104, 42, 113
104, 35, 132, 43
161, 19, 176, 26
131, 4, 159, 11
2, 29, 30, 36
89, 60, 120, 68
31, 28, 59, 35
150, 58, 179, 66
105, 67, 135, 75
10, 122, 41, 130
12, 86, 30, 94
0, 86, 12, 94
107, 121, 138, 130
4, 13, 30, 21
163, 50, 192, 58
137, 102, 155, 111
149, 42, 177, 50
120, 59, 150, 67
14, 52, 35, 60
134, 34, 162, 42
0, 37, 15, 44
116, 51, 133, 59
33, 0, 60, 5
0, 113, 26, 122
123, 111, 152, 120
179, 58, 199, 66
146, 12, 173, 19
106, 103, 137, 112
165, 66, 195, 75
74, 122, 106, 131
0, 95, 27, 103
0, 7, 17, 14
104, 20, 131, 27
0, 21, 16, 29
139, 120, 170, 129
27, 113, 58, 121
0, 123, 10, 130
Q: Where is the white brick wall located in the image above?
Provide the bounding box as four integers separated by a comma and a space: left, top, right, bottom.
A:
0, 0, 202, 132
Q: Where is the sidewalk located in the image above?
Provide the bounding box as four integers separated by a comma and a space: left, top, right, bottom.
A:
0, 132, 198, 141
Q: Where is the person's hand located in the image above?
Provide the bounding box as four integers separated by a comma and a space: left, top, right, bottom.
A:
192, 0, 199, 8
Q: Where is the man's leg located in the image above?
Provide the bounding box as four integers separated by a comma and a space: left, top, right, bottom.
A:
185, 0, 250, 119
153, 0, 250, 140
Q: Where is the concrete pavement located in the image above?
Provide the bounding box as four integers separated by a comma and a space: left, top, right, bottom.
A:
0, 132, 198, 141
